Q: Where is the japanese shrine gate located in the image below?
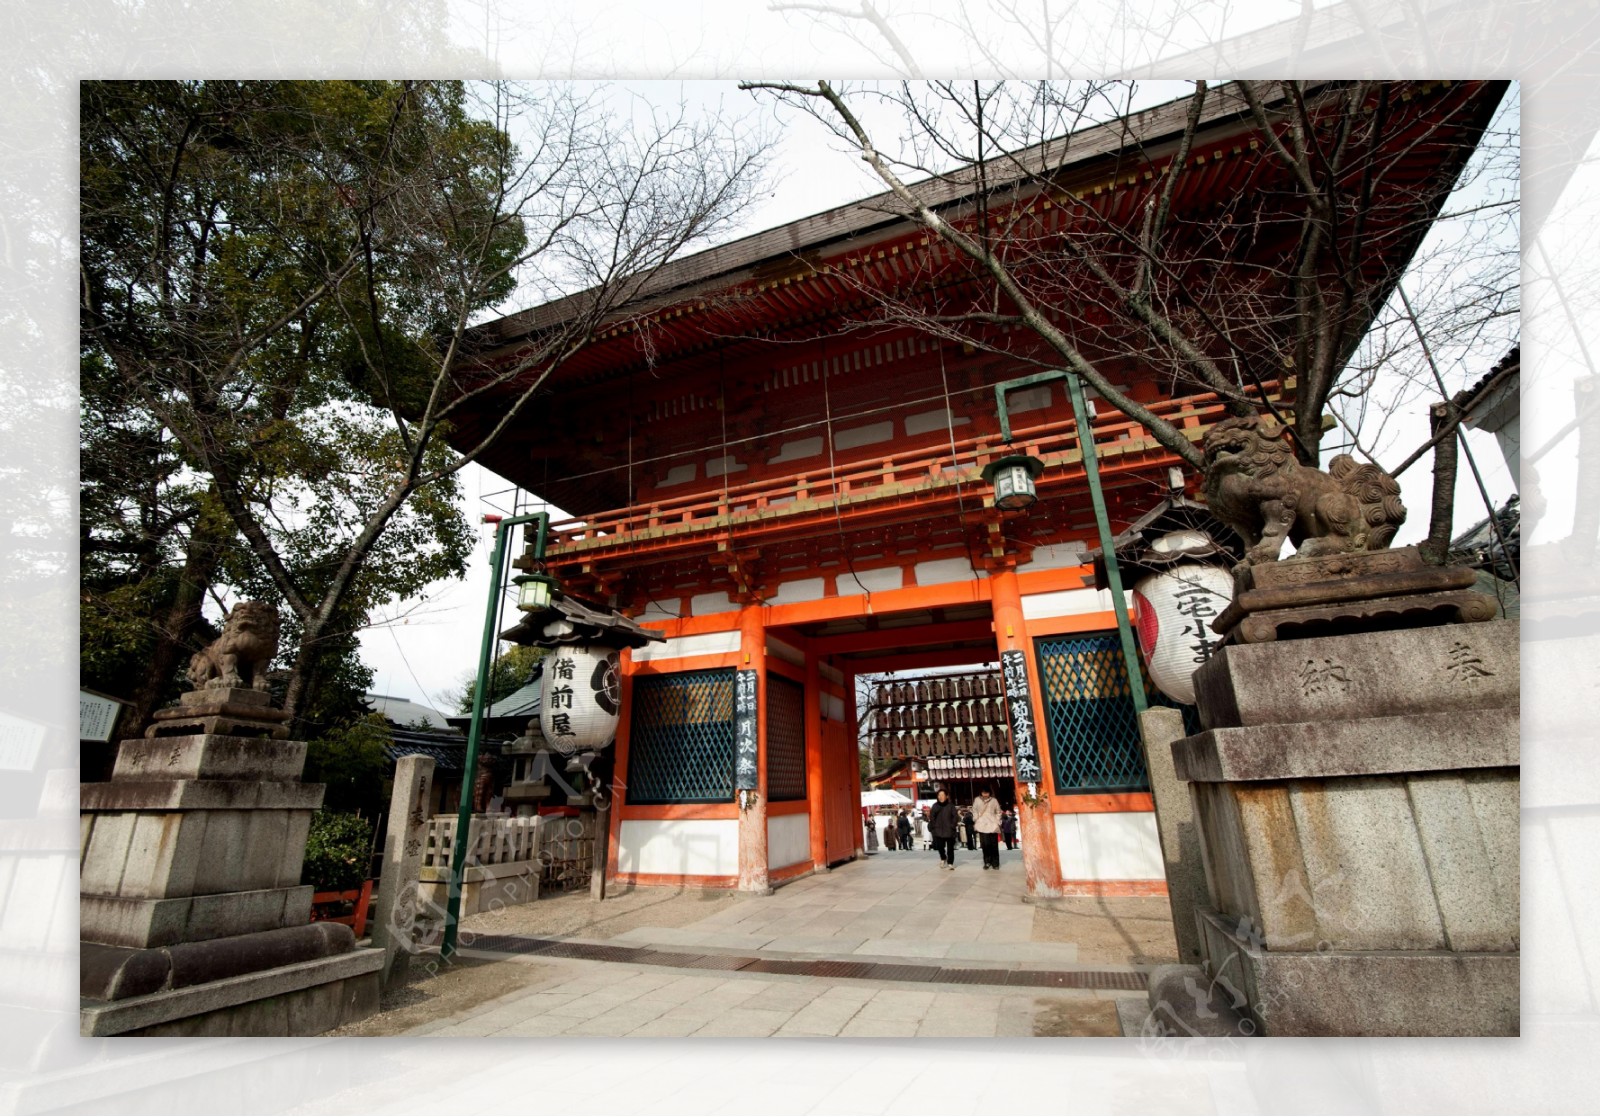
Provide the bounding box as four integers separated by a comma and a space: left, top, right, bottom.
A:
445, 80, 1503, 896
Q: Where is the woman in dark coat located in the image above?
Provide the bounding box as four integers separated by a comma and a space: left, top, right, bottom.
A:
928, 789, 958, 870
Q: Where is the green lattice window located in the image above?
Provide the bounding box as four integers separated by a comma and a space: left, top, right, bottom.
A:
766, 675, 807, 802
1035, 633, 1152, 793
626, 669, 736, 804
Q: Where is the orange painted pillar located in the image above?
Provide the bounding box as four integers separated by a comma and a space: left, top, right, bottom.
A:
604, 647, 635, 887
804, 643, 827, 870
736, 605, 771, 893
990, 566, 1063, 898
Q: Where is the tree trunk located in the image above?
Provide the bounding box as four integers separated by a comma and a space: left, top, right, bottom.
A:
124, 505, 229, 731
1420, 400, 1460, 565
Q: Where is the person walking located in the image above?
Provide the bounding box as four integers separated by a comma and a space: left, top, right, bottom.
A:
896, 809, 913, 852
864, 813, 879, 852
1000, 808, 1017, 851
928, 789, 958, 870
882, 812, 898, 851
961, 807, 976, 851
912, 809, 926, 849
972, 788, 1002, 869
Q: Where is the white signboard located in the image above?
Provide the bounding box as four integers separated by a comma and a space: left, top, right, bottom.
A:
0, 709, 48, 769
79, 691, 124, 743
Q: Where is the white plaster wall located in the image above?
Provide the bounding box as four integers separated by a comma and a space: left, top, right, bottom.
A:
769, 577, 826, 605
818, 662, 845, 685
1053, 811, 1165, 880
834, 421, 895, 450
841, 566, 903, 594
632, 630, 741, 662
690, 591, 736, 617
1019, 541, 1089, 571
636, 603, 677, 623
823, 693, 846, 722
1021, 586, 1130, 620
617, 819, 740, 877
905, 408, 970, 436
658, 463, 696, 487
767, 813, 812, 869
706, 455, 746, 477
915, 557, 983, 585
771, 436, 824, 464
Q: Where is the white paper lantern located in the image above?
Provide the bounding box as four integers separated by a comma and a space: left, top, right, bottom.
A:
1131, 564, 1234, 705
540, 644, 622, 752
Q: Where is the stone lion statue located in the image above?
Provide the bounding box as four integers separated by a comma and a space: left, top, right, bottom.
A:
188, 601, 280, 692
1202, 415, 1406, 568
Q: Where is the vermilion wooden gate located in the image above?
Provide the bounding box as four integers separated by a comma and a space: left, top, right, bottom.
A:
822, 721, 858, 865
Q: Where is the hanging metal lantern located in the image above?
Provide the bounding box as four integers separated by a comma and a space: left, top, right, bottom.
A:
981, 454, 1046, 511
1130, 564, 1234, 704
540, 644, 622, 752
514, 571, 560, 614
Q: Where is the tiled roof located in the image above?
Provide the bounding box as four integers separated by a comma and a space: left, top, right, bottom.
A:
364, 693, 452, 730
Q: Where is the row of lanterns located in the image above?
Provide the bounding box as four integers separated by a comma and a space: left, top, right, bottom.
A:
875, 673, 1003, 706
871, 726, 1013, 763
876, 696, 1010, 733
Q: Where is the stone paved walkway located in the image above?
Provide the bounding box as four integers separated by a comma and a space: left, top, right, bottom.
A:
405, 848, 1165, 1037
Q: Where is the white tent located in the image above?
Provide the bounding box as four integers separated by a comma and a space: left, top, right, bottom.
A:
860, 788, 914, 807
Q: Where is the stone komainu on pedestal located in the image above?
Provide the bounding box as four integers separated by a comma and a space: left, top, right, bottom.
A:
79, 603, 381, 1037
1134, 548, 1519, 1037
1202, 415, 1406, 569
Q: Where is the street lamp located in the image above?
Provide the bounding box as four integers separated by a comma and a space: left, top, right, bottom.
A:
513, 571, 559, 613
991, 370, 1149, 714
981, 453, 1046, 511
441, 510, 551, 960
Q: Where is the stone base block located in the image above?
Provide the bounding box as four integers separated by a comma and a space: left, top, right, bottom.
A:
146, 690, 291, 740
112, 735, 308, 782
81, 922, 356, 1001
81, 885, 314, 949
80, 947, 382, 1037
1197, 908, 1518, 1036
81, 780, 323, 811
1193, 619, 1519, 730
1186, 763, 1519, 953
80, 805, 312, 899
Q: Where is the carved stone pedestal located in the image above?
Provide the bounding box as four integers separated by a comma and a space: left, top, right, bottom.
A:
79, 691, 381, 1036
1171, 617, 1520, 1036
1213, 547, 1498, 646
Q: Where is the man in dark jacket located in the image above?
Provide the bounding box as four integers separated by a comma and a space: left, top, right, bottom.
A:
896, 810, 912, 851
928, 789, 958, 869
961, 808, 976, 850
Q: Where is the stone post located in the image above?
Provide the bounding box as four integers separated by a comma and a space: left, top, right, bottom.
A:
370, 755, 434, 989
1137, 706, 1205, 966
590, 800, 609, 901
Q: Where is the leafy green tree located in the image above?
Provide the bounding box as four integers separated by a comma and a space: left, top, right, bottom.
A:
303, 713, 393, 819
450, 644, 547, 714
81, 80, 768, 732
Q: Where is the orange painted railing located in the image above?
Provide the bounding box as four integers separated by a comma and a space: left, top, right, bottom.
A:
543, 386, 1268, 562
310, 879, 373, 939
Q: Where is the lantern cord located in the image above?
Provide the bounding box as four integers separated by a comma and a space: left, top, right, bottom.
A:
822, 339, 872, 601
938, 341, 985, 578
